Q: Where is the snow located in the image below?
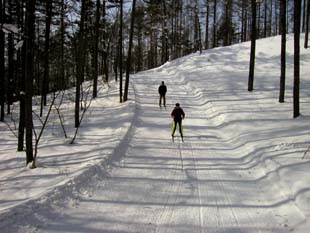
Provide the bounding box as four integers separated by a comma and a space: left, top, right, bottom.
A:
1, 34, 310, 232
15, 40, 24, 50
2, 24, 20, 34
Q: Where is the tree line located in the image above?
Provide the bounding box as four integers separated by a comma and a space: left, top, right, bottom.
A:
0, 0, 309, 167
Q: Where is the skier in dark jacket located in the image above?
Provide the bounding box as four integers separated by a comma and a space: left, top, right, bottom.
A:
171, 103, 185, 140
158, 81, 167, 108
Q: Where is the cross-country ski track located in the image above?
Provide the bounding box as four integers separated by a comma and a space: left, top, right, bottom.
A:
39, 68, 306, 233
1, 35, 310, 232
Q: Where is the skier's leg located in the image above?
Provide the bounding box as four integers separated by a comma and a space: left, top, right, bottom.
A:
163, 95, 166, 107
179, 120, 183, 138
171, 121, 176, 137
159, 95, 162, 107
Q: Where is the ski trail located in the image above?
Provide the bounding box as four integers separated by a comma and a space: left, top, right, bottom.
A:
177, 139, 184, 170
188, 141, 204, 232
154, 137, 185, 233
7, 65, 307, 233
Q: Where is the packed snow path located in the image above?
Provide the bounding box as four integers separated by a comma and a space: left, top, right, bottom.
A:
18, 67, 307, 233
1, 35, 310, 232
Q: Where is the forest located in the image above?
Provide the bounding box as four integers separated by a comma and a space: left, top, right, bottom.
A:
0, 0, 309, 167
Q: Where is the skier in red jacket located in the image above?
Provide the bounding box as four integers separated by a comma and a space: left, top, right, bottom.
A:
171, 103, 185, 141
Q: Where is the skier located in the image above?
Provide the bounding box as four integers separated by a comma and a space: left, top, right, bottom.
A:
158, 81, 167, 108
171, 103, 185, 141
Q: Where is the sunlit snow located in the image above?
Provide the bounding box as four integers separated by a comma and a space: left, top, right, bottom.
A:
0, 34, 310, 233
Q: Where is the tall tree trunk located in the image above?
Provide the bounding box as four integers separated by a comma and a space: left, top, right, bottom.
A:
194, 0, 200, 51
257, 2, 261, 39
0, 0, 5, 121
279, 0, 287, 103
7, 0, 14, 115
248, 0, 257, 92
40, 0, 52, 117
303, 0, 306, 32
18, 0, 25, 152
241, 0, 248, 42
274, 0, 279, 35
223, 0, 232, 46
75, 0, 87, 128
305, 0, 310, 48
170, 2, 174, 60
119, 0, 123, 103
213, 0, 217, 48
205, 1, 209, 49
24, 0, 36, 165
114, 44, 118, 82
102, 0, 109, 83
123, 0, 136, 102
270, 0, 273, 36
264, 0, 268, 38
294, 0, 301, 118
198, 11, 202, 53
162, 0, 169, 63
92, 0, 100, 98
60, 0, 65, 89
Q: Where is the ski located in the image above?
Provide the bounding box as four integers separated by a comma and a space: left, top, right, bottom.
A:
171, 136, 184, 143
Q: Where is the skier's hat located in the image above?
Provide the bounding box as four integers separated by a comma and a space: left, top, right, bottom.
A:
175, 103, 180, 107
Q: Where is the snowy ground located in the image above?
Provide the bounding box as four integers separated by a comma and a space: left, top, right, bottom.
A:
1, 34, 310, 233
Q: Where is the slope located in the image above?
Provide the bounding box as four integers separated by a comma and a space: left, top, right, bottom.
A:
0, 34, 310, 232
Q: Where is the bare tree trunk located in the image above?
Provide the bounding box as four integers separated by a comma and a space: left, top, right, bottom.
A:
123, 0, 136, 102
223, 0, 233, 46
0, 0, 5, 121
92, 0, 100, 99
257, 2, 261, 39
102, 0, 109, 83
279, 0, 287, 103
40, 0, 52, 117
7, 0, 14, 115
274, 0, 279, 35
33, 92, 58, 167
294, 0, 301, 118
114, 44, 118, 81
248, 0, 257, 92
305, 0, 310, 48
162, 0, 169, 63
205, 1, 209, 49
119, 0, 123, 103
60, 0, 65, 89
18, 0, 25, 152
75, 0, 87, 127
24, 0, 36, 165
270, 0, 273, 36
264, 0, 268, 38
213, 0, 217, 48
241, 0, 248, 42
303, 0, 306, 32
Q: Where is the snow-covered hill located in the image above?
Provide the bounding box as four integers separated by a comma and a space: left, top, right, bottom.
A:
0, 34, 310, 232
